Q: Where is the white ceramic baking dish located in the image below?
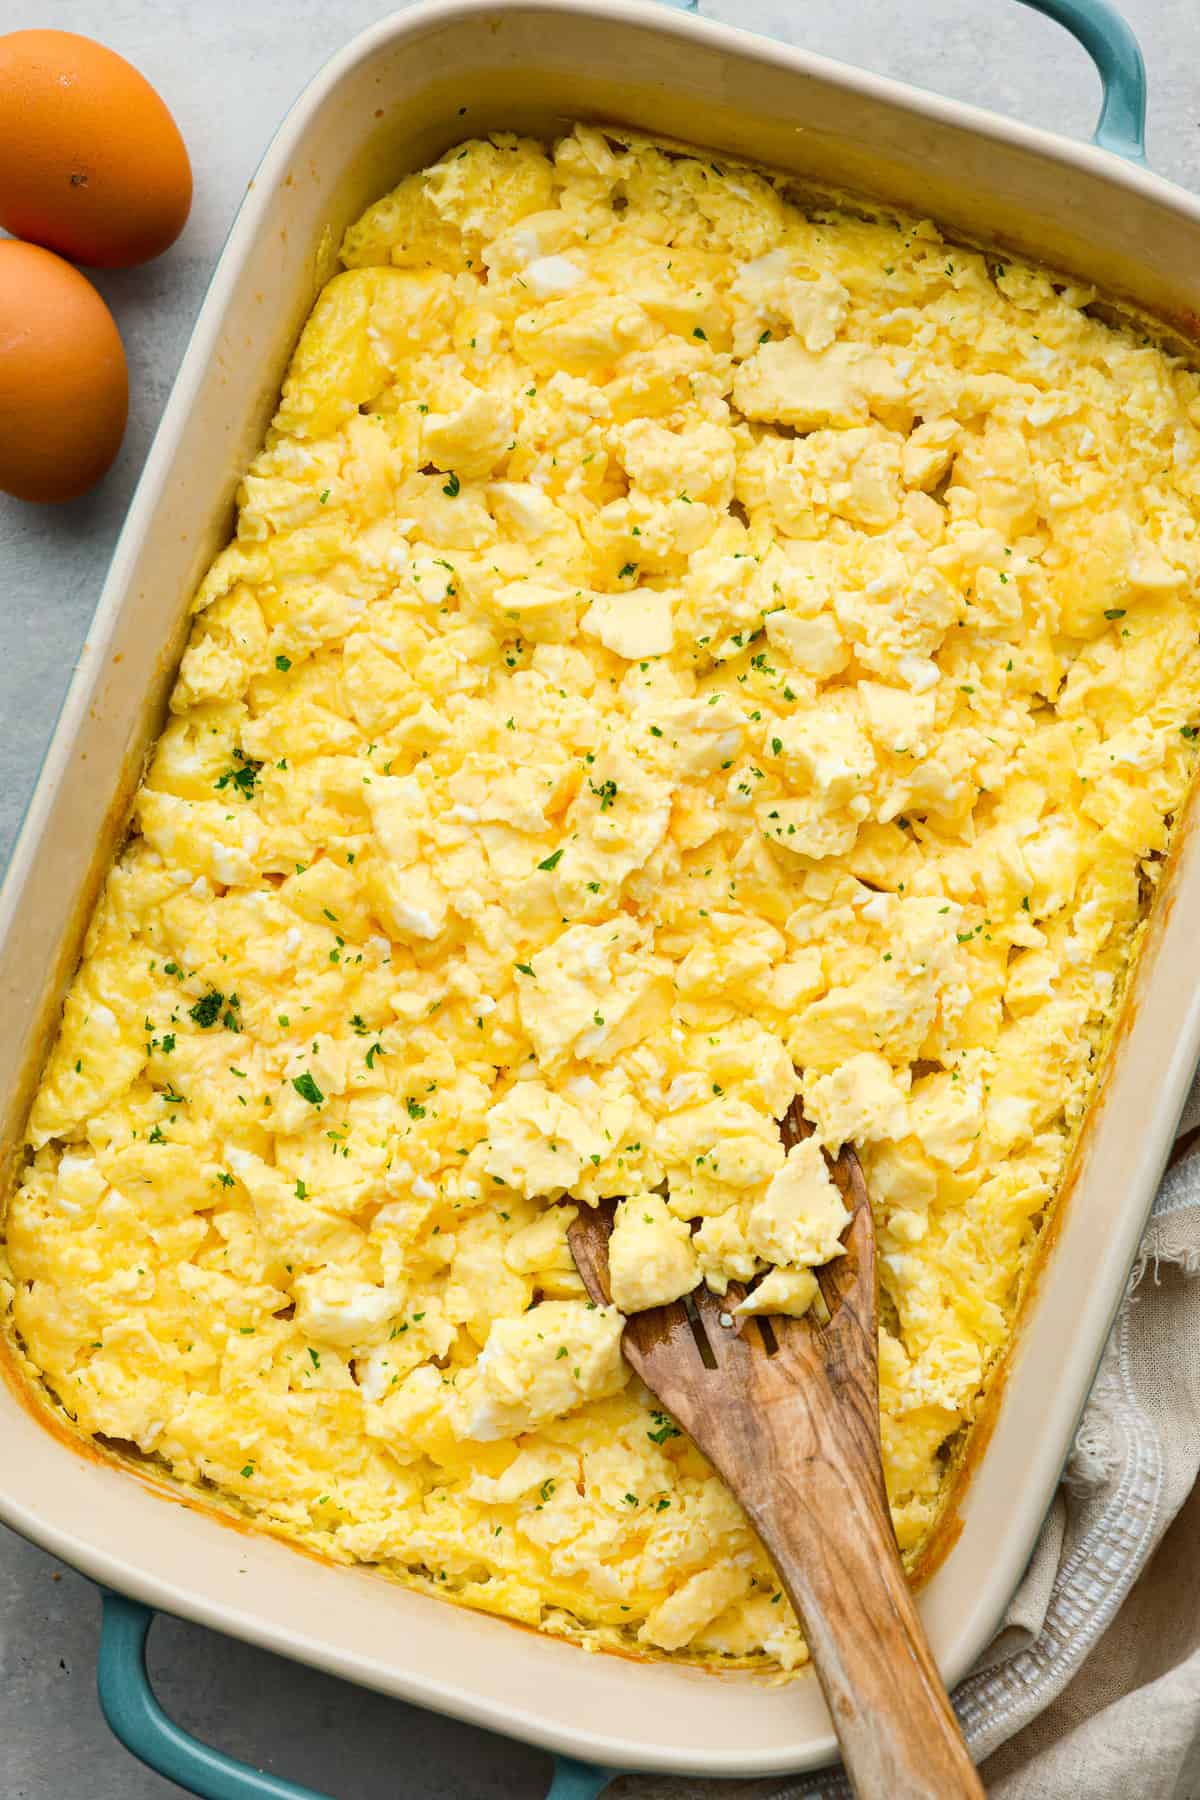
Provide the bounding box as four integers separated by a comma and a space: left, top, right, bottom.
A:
4, 1, 1200, 1793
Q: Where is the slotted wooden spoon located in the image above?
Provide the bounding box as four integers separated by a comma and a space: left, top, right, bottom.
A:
567, 1104, 983, 1800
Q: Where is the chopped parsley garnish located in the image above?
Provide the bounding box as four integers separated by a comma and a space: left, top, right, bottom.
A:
291, 1072, 324, 1106
647, 1412, 681, 1445
442, 471, 461, 497
215, 750, 262, 799
405, 1096, 426, 1119
189, 991, 224, 1029
588, 776, 618, 811
275, 654, 292, 671
537, 848, 564, 871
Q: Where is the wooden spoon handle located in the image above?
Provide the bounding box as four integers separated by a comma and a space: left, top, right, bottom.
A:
747, 1463, 984, 1799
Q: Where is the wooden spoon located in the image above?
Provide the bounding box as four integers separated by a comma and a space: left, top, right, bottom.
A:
567, 1102, 984, 1800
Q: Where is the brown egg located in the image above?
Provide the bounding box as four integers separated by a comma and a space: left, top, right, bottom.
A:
0, 240, 128, 504
0, 29, 191, 268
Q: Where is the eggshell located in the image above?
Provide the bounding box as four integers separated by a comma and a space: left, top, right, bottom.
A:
0, 29, 191, 268
0, 239, 127, 503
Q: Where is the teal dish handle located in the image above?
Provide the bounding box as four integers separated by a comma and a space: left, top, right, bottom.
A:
1016, 0, 1147, 161
658, 0, 1146, 162
97, 1594, 617, 1800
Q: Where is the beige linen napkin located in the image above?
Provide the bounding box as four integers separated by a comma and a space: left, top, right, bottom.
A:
621, 1075, 1200, 1800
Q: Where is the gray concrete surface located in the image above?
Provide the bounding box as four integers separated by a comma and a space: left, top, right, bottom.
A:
2, 1, 1199, 1793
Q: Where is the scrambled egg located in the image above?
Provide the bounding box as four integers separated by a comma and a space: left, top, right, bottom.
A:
4, 124, 1200, 1673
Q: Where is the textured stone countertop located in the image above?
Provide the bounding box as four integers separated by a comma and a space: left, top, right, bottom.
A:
2, 2, 1198, 1793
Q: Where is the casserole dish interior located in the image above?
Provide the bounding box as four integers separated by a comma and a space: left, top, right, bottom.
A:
3, 0, 1200, 1778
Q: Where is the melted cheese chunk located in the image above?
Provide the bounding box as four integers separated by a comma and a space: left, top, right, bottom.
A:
7, 124, 1200, 1679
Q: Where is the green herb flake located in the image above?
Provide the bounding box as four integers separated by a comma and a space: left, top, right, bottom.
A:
214, 754, 262, 800
189, 991, 224, 1029
647, 1412, 681, 1445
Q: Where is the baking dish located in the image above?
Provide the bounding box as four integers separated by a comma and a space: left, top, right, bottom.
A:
3, 0, 1200, 1792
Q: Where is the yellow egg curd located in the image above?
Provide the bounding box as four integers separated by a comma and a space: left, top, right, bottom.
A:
5, 125, 1200, 1673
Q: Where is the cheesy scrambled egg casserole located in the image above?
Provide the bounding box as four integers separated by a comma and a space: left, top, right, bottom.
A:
5, 125, 1200, 1673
